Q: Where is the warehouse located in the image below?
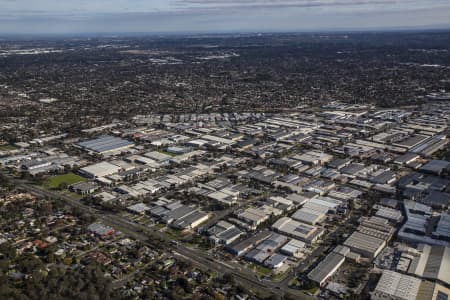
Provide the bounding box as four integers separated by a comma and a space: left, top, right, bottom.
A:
207, 221, 243, 245
244, 233, 288, 264
420, 160, 450, 176
148, 201, 208, 230
207, 190, 238, 206
161, 205, 196, 224
70, 181, 98, 195
280, 239, 305, 257
171, 210, 209, 230
422, 191, 450, 209
293, 151, 333, 166
374, 205, 404, 223
79, 161, 122, 178
244, 248, 272, 264
213, 227, 243, 245
343, 231, 386, 259
272, 217, 324, 243
416, 281, 450, 300
411, 135, 448, 157
238, 207, 274, 229
358, 216, 395, 236
264, 253, 287, 269
117, 179, 167, 197
291, 207, 326, 225
308, 252, 345, 286
433, 212, 450, 241
307, 196, 342, 213
393, 134, 430, 150
408, 244, 450, 286
226, 230, 272, 256
76, 135, 134, 154
143, 151, 172, 163
394, 152, 420, 165
20, 154, 80, 176
371, 270, 421, 300
267, 196, 295, 211
127, 203, 151, 214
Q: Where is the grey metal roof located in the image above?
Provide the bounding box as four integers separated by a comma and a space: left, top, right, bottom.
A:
308, 252, 345, 284
77, 135, 134, 153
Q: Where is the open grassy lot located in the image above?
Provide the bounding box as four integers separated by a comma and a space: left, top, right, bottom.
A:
248, 263, 272, 277
43, 172, 86, 190
159, 151, 176, 157
0, 144, 17, 151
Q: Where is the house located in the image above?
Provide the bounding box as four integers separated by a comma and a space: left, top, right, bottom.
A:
88, 223, 115, 238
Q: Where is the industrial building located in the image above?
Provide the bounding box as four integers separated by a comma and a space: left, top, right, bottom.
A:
272, 217, 324, 243
293, 151, 333, 166
127, 203, 151, 214
244, 233, 288, 264
70, 181, 98, 195
19, 154, 80, 176
291, 207, 326, 225
280, 239, 305, 257
207, 221, 243, 245
416, 281, 450, 300
76, 135, 134, 154
238, 206, 281, 229
264, 253, 288, 269
171, 210, 209, 230
371, 270, 421, 300
374, 205, 403, 223
433, 212, 450, 241
149, 201, 209, 230
308, 252, 346, 286
226, 230, 272, 256
343, 231, 386, 259
408, 244, 450, 286
399, 200, 450, 247
79, 161, 122, 178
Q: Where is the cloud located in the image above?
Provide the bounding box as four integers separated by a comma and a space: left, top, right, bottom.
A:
174, 0, 424, 10
0, 0, 448, 33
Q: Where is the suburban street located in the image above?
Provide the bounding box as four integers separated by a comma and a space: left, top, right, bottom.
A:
15, 179, 313, 299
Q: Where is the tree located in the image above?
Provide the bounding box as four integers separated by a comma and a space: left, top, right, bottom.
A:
222, 273, 235, 285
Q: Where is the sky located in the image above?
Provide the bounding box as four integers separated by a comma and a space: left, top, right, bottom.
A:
0, 0, 449, 34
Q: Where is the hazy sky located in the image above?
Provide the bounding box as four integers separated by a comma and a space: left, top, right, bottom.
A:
0, 0, 449, 34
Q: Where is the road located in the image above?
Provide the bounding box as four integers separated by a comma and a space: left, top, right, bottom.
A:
15, 180, 312, 299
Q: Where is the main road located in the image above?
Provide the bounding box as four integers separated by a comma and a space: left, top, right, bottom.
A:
15, 180, 313, 299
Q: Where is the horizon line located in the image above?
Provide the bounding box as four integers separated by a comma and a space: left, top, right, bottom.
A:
1, 25, 450, 38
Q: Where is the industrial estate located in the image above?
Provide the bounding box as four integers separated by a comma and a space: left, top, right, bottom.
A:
0, 32, 450, 300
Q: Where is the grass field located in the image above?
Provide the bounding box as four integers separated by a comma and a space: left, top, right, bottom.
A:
165, 228, 185, 240
159, 151, 176, 157
43, 172, 86, 190
248, 263, 272, 277
155, 224, 166, 229
0, 144, 17, 151
256, 265, 272, 276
